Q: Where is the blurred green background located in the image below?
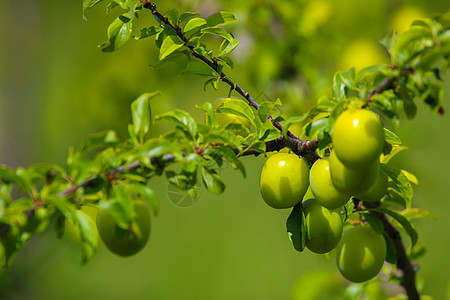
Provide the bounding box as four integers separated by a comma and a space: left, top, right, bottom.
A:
1, 0, 449, 299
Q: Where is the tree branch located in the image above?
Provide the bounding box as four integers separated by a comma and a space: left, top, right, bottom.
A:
371, 211, 420, 300
142, 2, 318, 155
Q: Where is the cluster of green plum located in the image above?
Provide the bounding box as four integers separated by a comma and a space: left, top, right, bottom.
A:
259, 108, 388, 283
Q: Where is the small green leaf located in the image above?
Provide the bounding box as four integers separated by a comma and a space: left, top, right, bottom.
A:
83, 0, 104, 20
373, 207, 418, 249
76, 210, 99, 264
197, 102, 218, 128
99, 15, 133, 52
201, 27, 233, 43
333, 72, 346, 100
383, 128, 402, 145
124, 184, 159, 216
381, 163, 413, 208
113, 185, 133, 225
286, 203, 306, 252
205, 11, 238, 28
201, 168, 225, 194
400, 208, 436, 221
381, 145, 409, 164
159, 35, 185, 60
156, 109, 197, 139
183, 17, 207, 33
183, 61, 217, 77
131, 92, 159, 140
241, 141, 266, 155
218, 39, 240, 57
339, 68, 357, 90
134, 26, 162, 40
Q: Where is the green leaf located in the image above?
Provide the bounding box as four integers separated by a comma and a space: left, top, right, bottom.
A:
124, 184, 159, 216
159, 35, 185, 60
392, 28, 432, 64
302, 117, 329, 138
215, 99, 254, 123
166, 9, 179, 24
381, 145, 409, 164
196, 102, 218, 128
400, 208, 436, 221
139, 140, 178, 159
156, 109, 197, 139
134, 26, 162, 40
179, 12, 198, 23
131, 92, 159, 140
213, 147, 246, 177
383, 128, 402, 145
201, 27, 233, 43
382, 232, 397, 264
47, 197, 77, 220
257, 99, 282, 123
381, 164, 413, 208
333, 72, 346, 100
363, 213, 384, 234
403, 97, 417, 119
113, 185, 133, 225
183, 17, 207, 33
373, 207, 418, 249
83, 0, 104, 20
0, 166, 30, 191
286, 203, 306, 252
106, 2, 119, 15
205, 11, 238, 28
99, 15, 133, 52
218, 39, 240, 57
242, 141, 266, 154
201, 168, 225, 194
76, 210, 99, 264
183, 61, 217, 77
339, 68, 357, 90
78, 130, 118, 153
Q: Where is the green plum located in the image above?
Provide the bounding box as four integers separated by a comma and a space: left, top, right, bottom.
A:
356, 169, 388, 202
310, 157, 350, 209
336, 226, 386, 283
260, 153, 309, 209
303, 199, 343, 254
332, 108, 384, 169
329, 151, 379, 196
97, 200, 151, 257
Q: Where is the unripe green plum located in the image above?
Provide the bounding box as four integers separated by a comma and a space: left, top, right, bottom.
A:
260, 153, 309, 209
97, 200, 151, 257
356, 170, 388, 202
329, 151, 379, 196
332, 108, 384, 169
303, 199, 343, 254
310, 158, 350, 209
336, 226, 386, 283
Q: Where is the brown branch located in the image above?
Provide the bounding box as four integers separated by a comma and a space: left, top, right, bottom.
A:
142, 2, 316, 154
371, 211, 420, 300
366, 76, 396, 103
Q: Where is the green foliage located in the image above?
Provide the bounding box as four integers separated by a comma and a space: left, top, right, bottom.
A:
1, 1, 449, 299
